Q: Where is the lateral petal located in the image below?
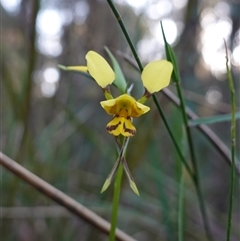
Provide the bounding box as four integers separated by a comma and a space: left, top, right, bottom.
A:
100, 99, 117, 115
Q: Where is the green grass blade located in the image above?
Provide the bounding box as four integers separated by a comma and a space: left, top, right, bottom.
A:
160, 23, 179, 83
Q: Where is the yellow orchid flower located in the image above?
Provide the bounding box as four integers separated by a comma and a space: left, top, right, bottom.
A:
100, 94, 150, 137
59, 50, 173, 195
60, 50, 173, 137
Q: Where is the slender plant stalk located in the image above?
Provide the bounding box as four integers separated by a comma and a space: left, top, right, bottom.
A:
106, 0, 194, 181
225, 42, 236, 241
109, 164, 123, 241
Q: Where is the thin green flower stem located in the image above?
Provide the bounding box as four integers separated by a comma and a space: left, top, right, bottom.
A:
225, 42, 236, 241
106, 0, 194, 181
109, 164, 123, 241
109, 137, 127, 241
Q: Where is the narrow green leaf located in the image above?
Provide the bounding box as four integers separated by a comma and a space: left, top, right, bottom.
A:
189, 112, 240, 127
160, 21, 179, 83
105, 47, 127, 94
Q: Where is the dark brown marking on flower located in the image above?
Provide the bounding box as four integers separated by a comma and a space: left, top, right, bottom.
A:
107, 121, 121, 132
123, 123, 136, 136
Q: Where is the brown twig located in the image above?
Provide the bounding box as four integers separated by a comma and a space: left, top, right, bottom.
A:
0, 152, 136, 241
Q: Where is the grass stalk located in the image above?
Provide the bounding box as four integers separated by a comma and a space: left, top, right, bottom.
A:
225, 42, 236, 241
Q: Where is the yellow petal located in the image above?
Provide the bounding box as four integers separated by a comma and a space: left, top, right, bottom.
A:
141, 60, 173, 93
86, 51, 115, 88
100, 99, 117, 115
131, 101, 150, 117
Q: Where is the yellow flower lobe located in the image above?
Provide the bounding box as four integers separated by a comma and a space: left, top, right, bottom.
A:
100, 94, 150, 137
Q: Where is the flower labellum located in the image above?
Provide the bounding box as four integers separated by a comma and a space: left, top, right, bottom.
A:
100, 94, 150, 137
